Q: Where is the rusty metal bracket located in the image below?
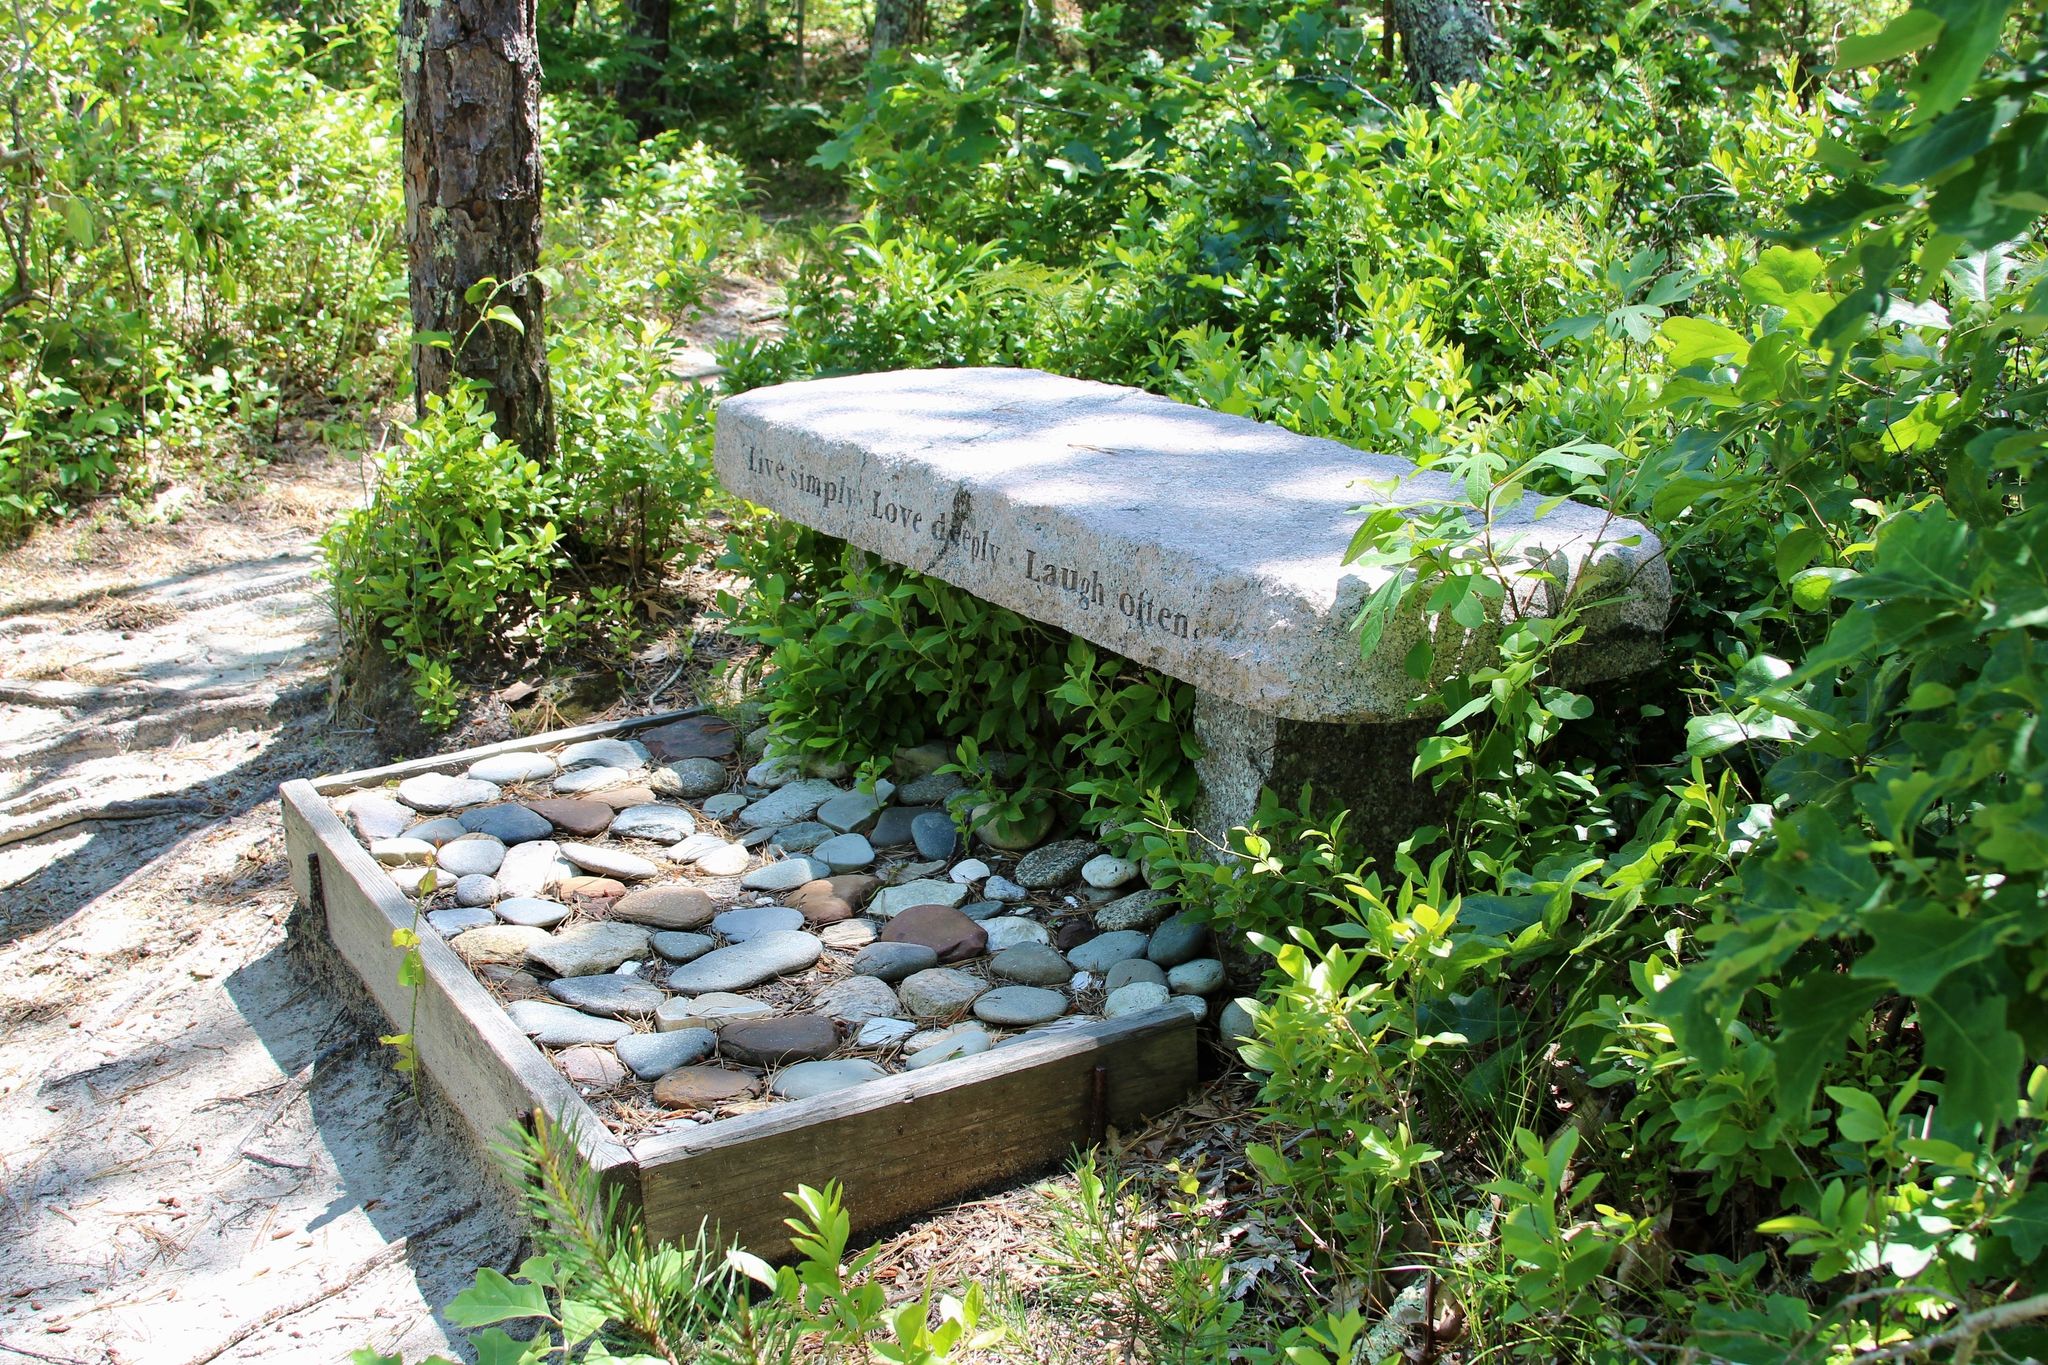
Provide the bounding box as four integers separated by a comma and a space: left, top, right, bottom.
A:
1088, 1062, 1109, 1147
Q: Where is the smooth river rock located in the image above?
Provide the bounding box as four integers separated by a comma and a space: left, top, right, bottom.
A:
617, 1028, 717, 1079
547, 975, 665, 1017
650, 931, 715, 963
654, 1065, 761, 1110
870, 879, 969, 918
652, 756, 731, 800
1105, 958, 1166, 992
736, 779, 842, 830
812, 975, 900, 1024
1067, 930, 1151, 973
990, 943, 1071, 986
506, 1000, 633, 1046
557, 738, 650, 771
851, 941, 938, 982
1095, 888, 1174, 933
494, 896, 570, 929
462, 803, 555, 844
740, 856, 829, 892
436, 834, 507, 878
1081, 854, 1140, 889
608, 803, 698, 842
345, 793, 413, 842
559, 843, 658, 882
397, 772, 500, 813
981, 916, 1049, 952
1104, 981, 1171, 1018
897, 967, 986, 1018
711, 905, 805, 941
972, 985, 1068, 1027
468, 752, 559, 784
666, 931, 822, 994
772, 1058, 887, 1099
719, 1014, 838, 1066
527, 922, 651, 977
612, 885, 716, 930
452, 924, 551, 967
657, 992, 774, 1032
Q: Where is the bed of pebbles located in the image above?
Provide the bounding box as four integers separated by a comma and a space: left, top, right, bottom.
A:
327, 713, 1225, 1140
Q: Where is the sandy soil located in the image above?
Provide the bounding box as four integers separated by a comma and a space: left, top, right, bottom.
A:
0, 442, 526, 1365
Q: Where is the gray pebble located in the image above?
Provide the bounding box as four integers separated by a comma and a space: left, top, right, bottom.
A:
1104, 981, 1171, 1018
397, 772, 501, 813
1081, 853, 1140, 889
737, 779, 842, 830
1168, 958, 1225, 995
1145, 913, 1210, 967
990, 944, 1071, 985
436, 834, 507, 878
769, 821, 834, 852
650, 931, 715, 962
701, 792, 749, 820
557, 738, 649, 771
982, 916, 1049, 952
1094, 888, 1174, 933
898, 967, 986, 1018
907, 1026, 992, 1068
345, 792, 412, 841
813, 832, 875, 873
773, 1058, 888, 1099
616, 1028, 716, 1079
911, 810, 960, 860
851, 941, 939, 982
814, 975, 901, 1024
468, 752, 559, 784
1105, 958, 1167, 992
869, 806, 933, 848
547, 974, 666, 1018
455, 874, 499, 907
666, 931, 822, 994
506, 1000, 633, 1046
817, 786, 890, 834
651, 757, 729, 799
427, 906, 496, 936
402, 817, 469, 846
495, 896, 570, 929
898, 770, 964, 805
711, 905, 805, 941
856, 1017, 917, 1046
1014, 839, 1097, 889
559, 843, 658, 881
973, 985, 1068, 1027
957, 900, 1005, 921
461, 804, 555, 844
552, 765, 634, 794
739, 856, 828, 892
528, 922, 650, 976
609, 804, 697, 843
1219, 998, 1257, 1050
1067, 930, 1151, 973
983, 875, 1029, 903
371, 838, 435, 866
870, 879, 969, 918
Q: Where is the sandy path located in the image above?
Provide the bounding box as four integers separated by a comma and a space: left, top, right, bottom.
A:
0, 449, 517, 1365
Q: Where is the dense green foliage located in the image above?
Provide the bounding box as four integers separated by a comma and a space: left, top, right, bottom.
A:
713, 1, 2048, 1358
0, 1, 400, 535
26, 0, 2048, 1357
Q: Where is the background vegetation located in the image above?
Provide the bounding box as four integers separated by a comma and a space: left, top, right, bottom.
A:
10, 0, 2047, 1358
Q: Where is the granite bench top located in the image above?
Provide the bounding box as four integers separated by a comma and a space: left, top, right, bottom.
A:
714, 368, 1669, 723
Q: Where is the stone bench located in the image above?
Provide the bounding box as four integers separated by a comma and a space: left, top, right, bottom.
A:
714, 368, 1670, 848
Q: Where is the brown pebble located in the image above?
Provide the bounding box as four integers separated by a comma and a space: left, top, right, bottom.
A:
614, 884, 718, 929
477, 965, 550, 1002
1054, 918, 1094, 952
524, 798, 614, 837
558, 1044, 627, 1088
560, 875, 626, 909
784, 874, 882, 925
719, 1014, 838, 1067
880, 904, 988, 963
641, 715, 738, 761
654, 1065, 759, 1111
593, 785, 658, 810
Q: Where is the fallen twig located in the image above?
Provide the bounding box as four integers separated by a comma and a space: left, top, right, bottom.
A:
1848, 1292, 2048, 1364
0, 797, 208, 849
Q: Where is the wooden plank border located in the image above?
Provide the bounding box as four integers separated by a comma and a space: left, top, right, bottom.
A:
281, 779, 638, 1190
630, 1007, 1196, 1258
281, 712, 1201, 1258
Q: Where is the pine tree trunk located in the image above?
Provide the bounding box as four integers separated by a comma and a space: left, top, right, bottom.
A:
1389, 0, 1497, 95
400, 0, 556, 464
871, 0, 920, 59
622, 0, 671, 135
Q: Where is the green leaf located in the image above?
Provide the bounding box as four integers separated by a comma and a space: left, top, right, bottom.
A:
446, 1267, 552, 1327
1853, 908, 2012, 996
484, 304, 526, 335
473, 1329, 551, 1365
1661, 316, 1751, 366
1918, 976, 2025, 1132
1880, 92, 2026, 187
1993, 1186, 2048, 1260
1835, 7, 1944, 66
1905, 0, 2015, 118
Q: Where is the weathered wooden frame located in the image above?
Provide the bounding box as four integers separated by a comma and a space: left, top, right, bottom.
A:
279, 710, 1199, 1258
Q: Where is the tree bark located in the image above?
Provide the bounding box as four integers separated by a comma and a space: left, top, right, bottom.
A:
622, 0, 671, 135
1389, 0, 1497, 96
400, 0, 556, 464
870, 0, 923, 59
